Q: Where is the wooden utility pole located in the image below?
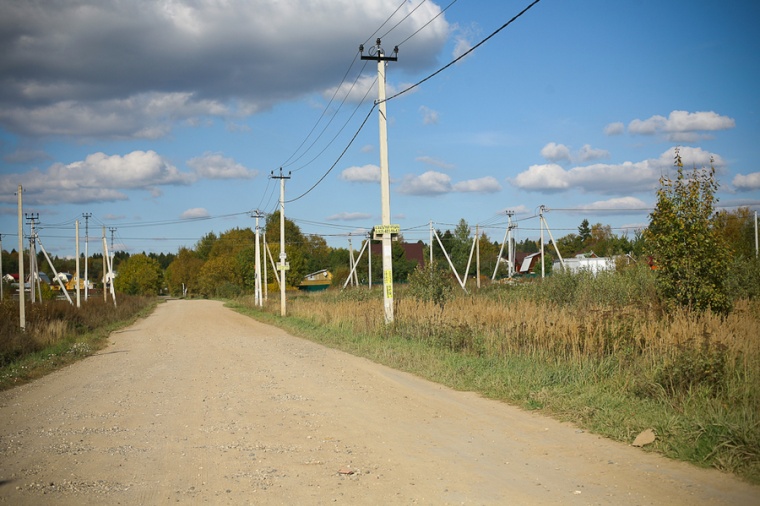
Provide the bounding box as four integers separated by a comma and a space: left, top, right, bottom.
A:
361, 39, 398, 324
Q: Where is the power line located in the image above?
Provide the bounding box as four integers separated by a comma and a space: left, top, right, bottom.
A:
396, 0, 459, 48
285, 105, 376, 204
384, 0, 543, 103
378, 0, 428, 41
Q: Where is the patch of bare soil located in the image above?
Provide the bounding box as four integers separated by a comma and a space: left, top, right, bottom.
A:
1, 300, 757, 505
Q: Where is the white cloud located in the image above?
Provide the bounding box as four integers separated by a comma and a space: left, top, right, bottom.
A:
415, 156, 455, 170
628, 110, 735, 141
452, 176, 502, 193
419, 105, 440, 125
541, 142, 571, 163
397, 171, 501, 196
604, 122, 624, 136
326, 212, 373, 221
541, 142, 609, 164
340, 164, 381, 183
733, 172, 760, 192
0, 1, 450, 139
187, 152, 257, 179
574, 197, 650, 214
398, 171, 453, 195
510, 147, 724, 194
577, 144, 610, 162
510, 164, 570, 192
0, 150, 193, 205
180, 208, 210, 219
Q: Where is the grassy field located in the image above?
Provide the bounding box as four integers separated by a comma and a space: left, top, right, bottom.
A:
230, 265, 760, 484
0, 295, 158, 390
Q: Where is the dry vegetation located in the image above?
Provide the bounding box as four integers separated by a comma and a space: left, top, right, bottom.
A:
235, 264, 760, 483
0, 295, 157, 388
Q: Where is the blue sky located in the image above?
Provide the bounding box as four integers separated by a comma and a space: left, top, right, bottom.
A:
1, 0, 759, 257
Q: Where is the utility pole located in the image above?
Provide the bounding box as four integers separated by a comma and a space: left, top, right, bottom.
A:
25, 213, 39, 303
539, 205, 545, 279
755, 210, 758, 258
361, 39, 398, 324
262, 230, 268, 302
476, 224, 481, 289
75, 220, 81, 308
82, 212, 91, 301
271, 169, 290, 316
251, 210, 264, 307
17, 185, 25, 330
109, 227, 117, 267
367, 232, 372, 289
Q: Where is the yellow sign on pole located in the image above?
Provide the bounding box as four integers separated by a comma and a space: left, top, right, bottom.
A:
373, 224, 400, 239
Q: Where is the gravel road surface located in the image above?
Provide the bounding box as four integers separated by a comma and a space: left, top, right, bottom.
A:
1, 299, 758, 505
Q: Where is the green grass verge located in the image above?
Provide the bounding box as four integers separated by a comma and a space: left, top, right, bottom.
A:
228, 300, 760, 485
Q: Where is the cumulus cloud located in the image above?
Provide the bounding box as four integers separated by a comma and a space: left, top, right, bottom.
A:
0, 0, 451, 139
187, 152, 257, 179
452, 176, 502, 193
733, 172, 760, 192
397, 171, 501, 196
0, 149, 255, 205
577, 144, 610, 162
541, 142, 571, 163
340, 164, 381, 183
574, 197, 650, 214
326, 212, 373, 221
510, 146, 724, 195
604, 122, 624, 135
628, 110, 735, 142
398, 171, 453, 195
541, 142, 609, 164
180, 208, 210, 219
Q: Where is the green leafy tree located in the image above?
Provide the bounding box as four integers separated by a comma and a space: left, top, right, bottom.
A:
644, 149, 731, 313
114, 253, 162, 296
165, 247, 204, 296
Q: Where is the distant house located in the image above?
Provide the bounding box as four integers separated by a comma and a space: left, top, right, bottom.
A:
554, 252, 615, 275
517, 252, 541, 275
299, 269, 332, 291
369, 242, 425, 269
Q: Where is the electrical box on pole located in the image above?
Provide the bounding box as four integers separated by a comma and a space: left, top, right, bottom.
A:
361, 39, 398, 324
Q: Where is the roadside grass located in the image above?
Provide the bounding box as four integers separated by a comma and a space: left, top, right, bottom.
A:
228, 266, 760, 485
0, 296, 158, 390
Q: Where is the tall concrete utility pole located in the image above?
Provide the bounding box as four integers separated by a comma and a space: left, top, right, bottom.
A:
251, 210, 264, 307
26, 213, 40, 303
17, 185, 25, 330
75, 220, 81, 308
361, 39, 398, 324
83, 213, 91, 301
271, 169, 290, 316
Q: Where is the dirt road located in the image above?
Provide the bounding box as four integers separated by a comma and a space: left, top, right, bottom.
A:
1, 300, 757, 505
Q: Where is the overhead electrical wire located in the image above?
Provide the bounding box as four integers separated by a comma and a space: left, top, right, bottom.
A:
396, 0, 458, 48
281, 0, 543, 205
378, 0, 428, 41
363, 0, 409, 47
384, 0, 542, 103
